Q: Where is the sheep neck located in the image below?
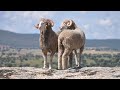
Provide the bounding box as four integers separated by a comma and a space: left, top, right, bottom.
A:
40, 28, 54, 50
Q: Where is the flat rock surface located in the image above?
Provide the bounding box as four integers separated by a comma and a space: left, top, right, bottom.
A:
0, 67, 120, 79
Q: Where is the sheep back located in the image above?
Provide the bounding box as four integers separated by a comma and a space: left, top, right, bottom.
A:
58, 28, 85, 49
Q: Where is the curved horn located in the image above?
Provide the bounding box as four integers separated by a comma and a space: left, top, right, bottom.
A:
66, 20, 73, 27
47, 19, 54, 27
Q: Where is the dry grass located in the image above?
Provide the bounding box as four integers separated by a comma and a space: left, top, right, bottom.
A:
83, 50, 120, 55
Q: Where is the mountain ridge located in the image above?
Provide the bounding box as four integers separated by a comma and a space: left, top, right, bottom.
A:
0, 29, 119, 49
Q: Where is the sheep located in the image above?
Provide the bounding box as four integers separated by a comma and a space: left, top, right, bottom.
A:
58, 19, 86, 70
56, 25, 74, 68
59, 19, 78, 68
35, 18, 58, 69
34, 18, 74, 69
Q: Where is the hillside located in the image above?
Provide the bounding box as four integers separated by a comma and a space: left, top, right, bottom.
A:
0, 29, 120, 50
0, 30, 39, 49
1, 67, 120, 79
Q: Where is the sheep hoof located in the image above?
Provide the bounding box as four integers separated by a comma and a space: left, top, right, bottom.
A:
70, 66, 82, 69
68, 68, 79, 73
56, 68, 59, 70
48, 67, 52, 70
42, 67, 48, 70
75, 66, 82, 69
68, 67, 73, 70
57, 67, 62, 70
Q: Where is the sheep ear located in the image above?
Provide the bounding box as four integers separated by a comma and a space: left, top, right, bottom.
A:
34, 24, 39, 29
63, 22, 66, 25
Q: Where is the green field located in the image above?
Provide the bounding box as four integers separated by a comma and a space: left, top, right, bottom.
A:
0, 49, 120, 68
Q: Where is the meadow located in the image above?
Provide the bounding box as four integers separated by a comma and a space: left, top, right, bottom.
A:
0, 48, 120, 68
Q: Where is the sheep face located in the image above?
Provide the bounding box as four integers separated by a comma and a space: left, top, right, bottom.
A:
35, 22, 49, 39
39, 22, 50, 35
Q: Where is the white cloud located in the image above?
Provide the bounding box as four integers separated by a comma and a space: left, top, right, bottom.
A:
99, 18, 112, 26
1, 11, 56, 33
1, 11, 120, 39
2, 11, 12, 18
80, 11, 88, 14
83, 24, 90, 30
3, 11, 56, 21
10, 16, 17, 21
23, 11, 56, 20
3, 25, 16, 33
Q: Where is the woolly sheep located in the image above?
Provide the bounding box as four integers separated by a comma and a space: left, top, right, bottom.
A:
35, 18, 58, 69
58, 19, 86, 70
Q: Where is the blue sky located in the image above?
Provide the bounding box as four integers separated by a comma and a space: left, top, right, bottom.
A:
0, 11, 120, 39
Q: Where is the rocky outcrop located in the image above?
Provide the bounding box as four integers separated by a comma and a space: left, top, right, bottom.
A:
0, 67, 120, 79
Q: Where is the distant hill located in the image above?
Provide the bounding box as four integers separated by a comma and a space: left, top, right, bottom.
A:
86, 39, 120, 50
0, 29, 120, 50
0, 30, 39, 49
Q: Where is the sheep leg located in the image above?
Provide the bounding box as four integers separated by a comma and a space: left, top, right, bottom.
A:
49, 52, 55, 69
77, 46, 84, 68
58, 40, 64, 70
73, 50, 79, 67
68, 52, 73, 68
76, 49, 82, 68
58, 50, 63, 70
62, 49, 72, 70
42, 51, 48, 69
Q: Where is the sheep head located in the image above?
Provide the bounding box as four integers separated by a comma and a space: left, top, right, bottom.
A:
34, 18, 54, 48
60, 19, 77, 30
34, 18, 54, 30
34, 18, 54, 38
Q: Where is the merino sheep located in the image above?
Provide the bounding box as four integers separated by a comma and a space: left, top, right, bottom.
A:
60, 19, 78, 68
35, 18, 58, 69
58, 19, 86, 70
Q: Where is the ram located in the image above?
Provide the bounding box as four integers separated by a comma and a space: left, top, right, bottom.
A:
35, 18, 58, 69
58, 19, 86, 70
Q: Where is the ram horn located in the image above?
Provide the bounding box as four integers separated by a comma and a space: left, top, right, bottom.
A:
66, 19, 73, 27
47, 19, 54, 27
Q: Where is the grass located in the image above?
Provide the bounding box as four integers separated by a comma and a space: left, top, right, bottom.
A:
83, 50, 120, 55
1, 48, 120, 67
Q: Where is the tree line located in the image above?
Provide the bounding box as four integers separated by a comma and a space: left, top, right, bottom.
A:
0, 50, 120, 68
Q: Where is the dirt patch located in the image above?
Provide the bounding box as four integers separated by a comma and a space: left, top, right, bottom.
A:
0, 67, 120, 79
